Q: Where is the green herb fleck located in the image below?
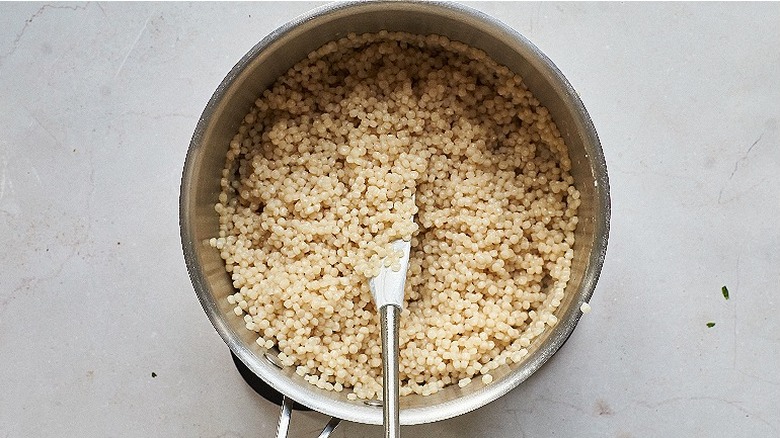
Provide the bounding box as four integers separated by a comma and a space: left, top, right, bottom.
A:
721, 286, 730, 300
706, 322, 716, 328
151, 372, 157, 378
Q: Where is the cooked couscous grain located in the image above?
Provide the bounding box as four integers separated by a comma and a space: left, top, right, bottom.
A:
212, 31, 580, 400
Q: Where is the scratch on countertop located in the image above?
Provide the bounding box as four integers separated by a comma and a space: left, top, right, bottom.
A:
1, 217, 91, 313
24, 106, 63, 148
718, 132, 765, 204
615, 168, 698, 184
635, 396, 778, 433
533, 395, 592, 417
109, 110, 198, 122
728, 133, 763, 180
0, 2, 89, 66
732, 255, 739, 369
28, 167, 42, 186
529, 2, 542, 34
736, 369, 780, 387
114, 9, 157, 79
2, 256, 67, 313
95, 1, 107, 18
718, 177, 769, 205
532, 393, 778, 432
212, 431, 248, 438
0, 145, 94, 315
497, 397, 528, 436
0, 153, 8, 202
504, 416, 528, 437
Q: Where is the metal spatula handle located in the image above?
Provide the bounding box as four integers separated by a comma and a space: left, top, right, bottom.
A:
380, 304, 401, 438
275, 395, 341, 438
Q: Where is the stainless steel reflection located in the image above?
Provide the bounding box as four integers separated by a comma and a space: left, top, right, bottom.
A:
381, 304, 401, 438
275, 396, 293, 438
180, 0, 610, 427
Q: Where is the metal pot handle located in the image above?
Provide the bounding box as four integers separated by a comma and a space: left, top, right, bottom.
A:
276, 396, 342, 438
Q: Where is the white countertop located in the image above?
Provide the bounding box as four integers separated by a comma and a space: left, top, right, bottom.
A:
1, 2, 778, 437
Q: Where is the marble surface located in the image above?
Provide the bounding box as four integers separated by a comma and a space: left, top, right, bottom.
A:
1, 2, 779, 437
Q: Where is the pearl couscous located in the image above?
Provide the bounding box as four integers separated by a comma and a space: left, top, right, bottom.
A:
211, 31, 580, 400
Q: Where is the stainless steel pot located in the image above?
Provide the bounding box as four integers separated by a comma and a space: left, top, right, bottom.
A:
180, 0, 610, 431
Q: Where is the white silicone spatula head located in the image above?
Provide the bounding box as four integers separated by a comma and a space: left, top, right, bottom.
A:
366, 196, 416, 438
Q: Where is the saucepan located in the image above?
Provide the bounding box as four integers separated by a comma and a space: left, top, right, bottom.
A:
180, 1, 610, 435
